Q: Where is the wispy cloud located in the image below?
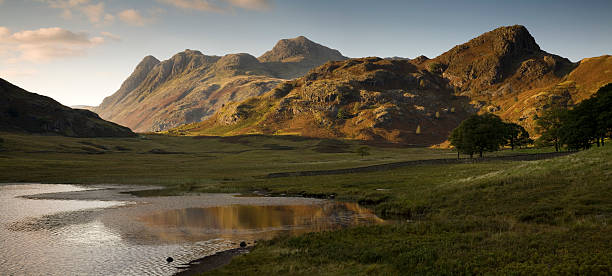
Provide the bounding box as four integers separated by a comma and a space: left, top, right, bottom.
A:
80, 2, 114, 25
100, 31, 120, 41
40, 0, 117, 26
0, 26, 113, 62
118, 9, 148, 26
226, 0, 270, 11
158, 0, 271, 13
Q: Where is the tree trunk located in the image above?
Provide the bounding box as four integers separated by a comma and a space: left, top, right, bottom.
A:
479, 151, 483, 158
457, 151, 460, 160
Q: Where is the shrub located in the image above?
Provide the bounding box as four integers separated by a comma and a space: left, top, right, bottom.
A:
428, 62, 445, 74
356, 146, 371, 157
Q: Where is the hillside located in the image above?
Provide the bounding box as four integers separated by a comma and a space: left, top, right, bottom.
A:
171, 57, 473, 145
0, 78, 134, 137
94, 37, 347, 132
424, 25, 611, 131
172, 25, 611, 144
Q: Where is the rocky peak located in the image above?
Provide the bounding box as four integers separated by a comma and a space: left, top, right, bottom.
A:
433, 25, 553, 90
123, 55, 160, 91
258, 36, 346, 64
98, 55, 160, 110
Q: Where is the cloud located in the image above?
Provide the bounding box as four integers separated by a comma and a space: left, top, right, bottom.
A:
44, 0, 90, 9
0, 27, 10, 38
41, 0, 114, 25
101, 31, 120, 41
9, 27, 96, 44
0, 27, 112, 62
226, 0, 270, 11
80, 2, 113, 25
158, 0, 271, 13
118, 9, 149, 26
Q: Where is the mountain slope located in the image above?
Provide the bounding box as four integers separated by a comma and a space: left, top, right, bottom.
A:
94, 37, 347, 132
171, 25, 611, 144
171, 57, 472, 144
0, 78, 134, 137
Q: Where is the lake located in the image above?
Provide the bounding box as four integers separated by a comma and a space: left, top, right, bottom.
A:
0, 184, 384, 275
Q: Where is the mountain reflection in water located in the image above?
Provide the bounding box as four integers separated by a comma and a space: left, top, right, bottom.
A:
138, 203, 385, 241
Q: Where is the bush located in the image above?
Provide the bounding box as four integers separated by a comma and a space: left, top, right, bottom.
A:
356, 146, 370, 157
336, 108, 349, 120
428, 62, 445, 74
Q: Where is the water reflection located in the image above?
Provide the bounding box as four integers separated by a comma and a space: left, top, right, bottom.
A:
138, 203, 384, 241
1, 184, 386, 276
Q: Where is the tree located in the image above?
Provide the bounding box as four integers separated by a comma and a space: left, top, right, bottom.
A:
449, 113, 507, 158
535, 107, 568, 152
559, 97, 598, 150
356, 146, 370, 157
535, 83, 611, 151
503, 123, 532, 150
594, 83, 612, 145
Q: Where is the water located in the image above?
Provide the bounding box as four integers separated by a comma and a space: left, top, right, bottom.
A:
0, 184, 384, 275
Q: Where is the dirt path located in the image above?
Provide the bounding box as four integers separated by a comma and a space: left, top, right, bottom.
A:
266, 152, 574, 178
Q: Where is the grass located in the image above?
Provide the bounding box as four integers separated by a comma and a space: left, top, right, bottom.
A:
207, 145, 612, 275
0, 132, 543, 186
1, 132, 609, 274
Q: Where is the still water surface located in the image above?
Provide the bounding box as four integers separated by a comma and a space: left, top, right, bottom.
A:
0, 184, 384, 275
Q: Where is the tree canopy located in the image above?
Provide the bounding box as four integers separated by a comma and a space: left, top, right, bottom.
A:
537, 83, 611, 151
449, 113, 513, 158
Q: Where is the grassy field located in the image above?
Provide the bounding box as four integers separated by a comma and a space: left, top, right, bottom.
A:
0, 132, 546, 186
209, 145, 612, 275
1, 132, 609, 274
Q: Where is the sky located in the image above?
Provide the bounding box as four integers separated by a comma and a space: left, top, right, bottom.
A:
0, 0, 611, 106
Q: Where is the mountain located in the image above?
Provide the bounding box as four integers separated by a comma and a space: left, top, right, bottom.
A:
258, 36, 348, 78
0, 78, 134, 137
171, 25, 612, 145
170, 57, 472, 144
94, 36, 347, 132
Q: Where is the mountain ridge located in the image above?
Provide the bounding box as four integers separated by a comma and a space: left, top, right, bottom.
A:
94, 36, 347, 132
169, 25, 611, 144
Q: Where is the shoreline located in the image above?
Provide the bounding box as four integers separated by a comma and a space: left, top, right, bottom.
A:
174, 246, 254, 275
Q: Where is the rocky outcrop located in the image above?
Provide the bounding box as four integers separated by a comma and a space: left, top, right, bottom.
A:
431, 25, 573, 93
0, 78, 135, 137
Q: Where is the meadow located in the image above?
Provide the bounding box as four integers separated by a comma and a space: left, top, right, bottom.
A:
1, 132, 609, 274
